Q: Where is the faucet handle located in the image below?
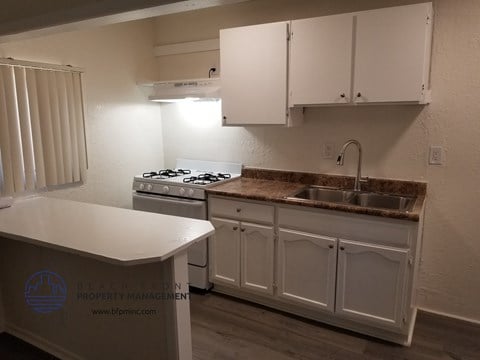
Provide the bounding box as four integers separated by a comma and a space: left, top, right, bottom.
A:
359, 177, 369, 190
353, 177, 369, 192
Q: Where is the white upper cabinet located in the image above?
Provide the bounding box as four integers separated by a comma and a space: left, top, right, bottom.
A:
289, 3, 433, 106
219, 3, 433, 125
220, 21, 299, 126
290, 14, 354, 105
353, 3, 433, 103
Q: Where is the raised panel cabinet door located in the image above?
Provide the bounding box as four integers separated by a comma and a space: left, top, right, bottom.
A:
336, 239, 409, 328
290, 14, 353, 105
277, 229, 337, 312
220, 21, 288, 125
240, 222, 274, 294
353, 3, 432, 103
240, 222, 274, 295
209, 217, 240, 287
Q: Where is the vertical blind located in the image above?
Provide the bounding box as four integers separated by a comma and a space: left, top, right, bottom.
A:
0, 62, 87, 195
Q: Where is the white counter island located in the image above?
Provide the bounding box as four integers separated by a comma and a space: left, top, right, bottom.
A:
0, 196, 214, 360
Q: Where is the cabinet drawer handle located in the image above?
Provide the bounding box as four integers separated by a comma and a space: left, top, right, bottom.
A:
241, 228, 246, 232
233, 226, 238, 231
328, 244, 334, 249
236, 208, 241, 213
340, 246, 345, 251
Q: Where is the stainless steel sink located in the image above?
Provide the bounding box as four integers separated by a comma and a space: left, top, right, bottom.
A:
348, 192, 416, 212
291, 186, 355, 203
287, 186, 416, 212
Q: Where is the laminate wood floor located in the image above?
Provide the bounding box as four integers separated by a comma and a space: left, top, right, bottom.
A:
1, 292, 479, 359
190, 292, 480, 360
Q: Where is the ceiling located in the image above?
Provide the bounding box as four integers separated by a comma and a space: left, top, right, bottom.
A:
0, 0, 250, 43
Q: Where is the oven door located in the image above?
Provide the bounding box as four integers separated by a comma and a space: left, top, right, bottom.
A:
132, 192, 206, 219
132, 192, 208, 266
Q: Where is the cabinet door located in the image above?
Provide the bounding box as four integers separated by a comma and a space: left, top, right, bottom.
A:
209, 217, 240, 287
277, 229, 337, 312
240, 222, 274, 295
220, 21, 288, 125
353, 3, 432, 103
336, 239, 409, 328
290, 14, 353, 105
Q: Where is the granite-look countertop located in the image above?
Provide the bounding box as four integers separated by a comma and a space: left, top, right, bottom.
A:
206, 168, 426, 222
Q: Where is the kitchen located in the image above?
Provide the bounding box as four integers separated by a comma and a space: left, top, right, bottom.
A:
0, 0, 479, 359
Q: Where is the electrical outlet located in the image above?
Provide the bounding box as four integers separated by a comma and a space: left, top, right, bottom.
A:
322, 143, 334, 159
429, 146, 443, 165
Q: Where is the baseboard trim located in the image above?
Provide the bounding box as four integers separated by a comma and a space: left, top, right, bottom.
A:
5, 323, 83, 360
418, 307, 480, 326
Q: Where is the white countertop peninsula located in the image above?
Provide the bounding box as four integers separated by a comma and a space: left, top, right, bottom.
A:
0, 196, 214, 265
0, 196, 214, 360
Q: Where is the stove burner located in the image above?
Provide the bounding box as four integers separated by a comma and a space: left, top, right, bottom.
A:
142, 169, 191, 179
183, 172, 232, 185
142, 171, 158, 178
217, 173, 231, 180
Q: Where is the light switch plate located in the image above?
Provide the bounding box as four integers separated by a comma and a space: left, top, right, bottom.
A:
322, 143, 334, 159
429, 146, 443, 165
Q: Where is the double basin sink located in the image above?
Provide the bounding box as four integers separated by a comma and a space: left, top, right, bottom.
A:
287, 186, 416, 212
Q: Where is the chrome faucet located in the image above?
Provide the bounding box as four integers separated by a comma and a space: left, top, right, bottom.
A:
336, 139, 367, 191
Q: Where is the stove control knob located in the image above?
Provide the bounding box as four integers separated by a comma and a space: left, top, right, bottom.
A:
179, 188, 186, 196
162, 186, 170, 194
139, 183, 145, 190
147, 184, 153, 191
188, 189, 195, 197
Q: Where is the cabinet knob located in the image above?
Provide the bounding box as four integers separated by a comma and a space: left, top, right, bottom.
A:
236, 208, 241, 213
223, 115, 227, 120
233, 226, 238, 231
356, 92, 362, 98
340, 93, 346, 98
340, 246, 345, 251
328, 244, 334, 249
241, 228, 246, 232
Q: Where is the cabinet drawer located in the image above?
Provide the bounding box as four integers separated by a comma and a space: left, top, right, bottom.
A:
278, 206, 415, 248
209, 197, 274, 224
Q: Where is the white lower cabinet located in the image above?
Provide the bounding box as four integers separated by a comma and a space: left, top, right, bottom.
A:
208, 196, 421, 345
277, 229, 336, 312
241, 222, 274, 295
210, 217, 240, 286
209, 199, 274, 296
336, 239, 409, 328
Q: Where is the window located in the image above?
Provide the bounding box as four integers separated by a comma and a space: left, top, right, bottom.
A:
0, 59, 87, 195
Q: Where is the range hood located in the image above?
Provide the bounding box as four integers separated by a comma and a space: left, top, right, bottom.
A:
146, 78, 220, 102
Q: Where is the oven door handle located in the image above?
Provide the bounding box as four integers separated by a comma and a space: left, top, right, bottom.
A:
132, 192, 206, 206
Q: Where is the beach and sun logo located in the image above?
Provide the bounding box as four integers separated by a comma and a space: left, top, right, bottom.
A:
24, 270, 67, 314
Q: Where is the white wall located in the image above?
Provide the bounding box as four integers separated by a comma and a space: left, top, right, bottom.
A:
0, 19, 164, 208
155, 0, 480, 322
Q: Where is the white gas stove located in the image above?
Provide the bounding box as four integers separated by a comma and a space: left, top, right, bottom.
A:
132, 159, 241, 290
132, 159, 241, 200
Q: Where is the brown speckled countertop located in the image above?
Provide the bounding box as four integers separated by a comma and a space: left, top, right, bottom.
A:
206, 167, 426, 221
